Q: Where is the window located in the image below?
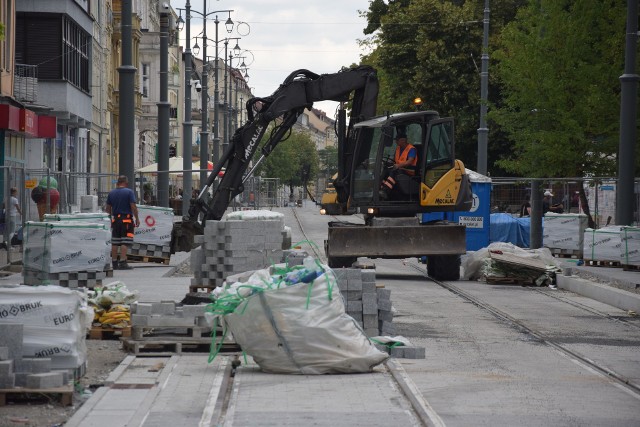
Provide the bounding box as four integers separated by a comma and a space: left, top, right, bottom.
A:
141, 63, 150, 98
16, 14, 90, 93
62, 16, 90, 91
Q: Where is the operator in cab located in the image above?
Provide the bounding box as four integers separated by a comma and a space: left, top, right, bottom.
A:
380, 127, 417, 199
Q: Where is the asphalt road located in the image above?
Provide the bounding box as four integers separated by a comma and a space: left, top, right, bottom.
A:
286, 203, 640, 426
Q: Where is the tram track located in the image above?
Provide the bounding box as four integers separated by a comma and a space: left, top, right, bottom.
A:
407, 262, 640, 399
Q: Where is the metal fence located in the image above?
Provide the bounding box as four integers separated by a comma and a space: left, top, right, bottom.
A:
134, 171, 284, 215
489, 177, 640, 227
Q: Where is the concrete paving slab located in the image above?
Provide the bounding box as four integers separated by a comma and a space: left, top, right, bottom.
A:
223, 358, 420, 427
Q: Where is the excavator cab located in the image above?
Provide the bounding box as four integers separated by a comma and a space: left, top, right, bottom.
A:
347, 111, 472, 217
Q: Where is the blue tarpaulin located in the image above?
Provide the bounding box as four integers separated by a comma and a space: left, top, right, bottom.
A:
490, 213, 531, 248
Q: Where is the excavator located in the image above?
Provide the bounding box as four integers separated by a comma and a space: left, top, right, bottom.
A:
172, 65, 472, 281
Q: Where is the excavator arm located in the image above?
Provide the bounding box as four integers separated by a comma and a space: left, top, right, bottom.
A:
189, 66, 379, 223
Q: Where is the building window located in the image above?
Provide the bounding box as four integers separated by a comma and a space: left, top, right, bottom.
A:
141, 63, 150, 98
16, 13, 90, 93
62, 16, 90, 91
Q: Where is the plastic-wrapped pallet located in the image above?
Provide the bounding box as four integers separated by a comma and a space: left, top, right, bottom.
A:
44, 212, 110, 226
23, 221, 111, 273
620, 226, 640, 267
543, 213, 588, 255
134, 205, 174, 245
583, 226, 622, 262
0, 284, 92, 370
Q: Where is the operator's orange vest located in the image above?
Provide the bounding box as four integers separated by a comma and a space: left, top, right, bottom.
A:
395, 143, 417, 176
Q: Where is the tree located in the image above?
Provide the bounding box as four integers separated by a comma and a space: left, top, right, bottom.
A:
359, 0, 525, 175
491, 0, 633, 226
318, 146, 338, 178
255, 129, 319, 197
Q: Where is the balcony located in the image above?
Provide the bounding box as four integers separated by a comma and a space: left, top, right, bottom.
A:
14, 64, 38, 103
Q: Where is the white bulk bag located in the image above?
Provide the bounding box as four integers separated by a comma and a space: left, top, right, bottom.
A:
223, 269, 388, 374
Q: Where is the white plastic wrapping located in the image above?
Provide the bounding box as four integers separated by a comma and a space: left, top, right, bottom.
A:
23, 221, 111, 273
44, 212, 111, 226
225, 210, 285, 221
134, 205, 174, 245
620, 226, 640, 266
461, 242, 560, 281
583, 226, 623, 262
222, 267, 388, 374
0, 285, 89, 369
543, 213, 588, 252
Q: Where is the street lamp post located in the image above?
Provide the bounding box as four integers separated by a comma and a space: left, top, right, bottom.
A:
176, 2, 193, 216
183, 2, 234, 186
223, 38, 241, 155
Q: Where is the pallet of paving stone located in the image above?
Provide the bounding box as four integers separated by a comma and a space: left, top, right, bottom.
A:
622, 263, 640, 272
130, 325, 213, 340
121, 337, 239, 356
126, 254, 171, 265
88, 325, 132, 340
22, 267, 108, 288
0, 384, 74, 406
549, 248, 582, 259
584, 259, 622, 267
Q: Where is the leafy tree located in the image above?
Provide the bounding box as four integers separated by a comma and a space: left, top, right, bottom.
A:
255, 129, 319, 197
318, 146, 338, 178
491, 0, 633, 226
359, 0, 525, 175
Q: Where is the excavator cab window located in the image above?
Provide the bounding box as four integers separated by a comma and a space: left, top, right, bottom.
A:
351, 127, 383, 203
422, 119, 455, 188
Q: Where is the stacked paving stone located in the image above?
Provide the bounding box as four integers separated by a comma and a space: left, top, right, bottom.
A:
22, 220, 112, 288
130, 300, 211, 336
333, 267, 395, 337
0, 323, 72, 390
23, 268, 109, 288
332, 266, 426, 359
128, 205, 174, 262
128, 242, 171, 259
190, 215, 286, 289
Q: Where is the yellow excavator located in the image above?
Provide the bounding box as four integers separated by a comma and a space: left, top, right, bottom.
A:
173, 66, 472, 280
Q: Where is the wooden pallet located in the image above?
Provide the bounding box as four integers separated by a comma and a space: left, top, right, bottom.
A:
0, 385, 74, 406
127, 254, 170, 265
130, 325, 214, 340
88, 325, 132, 340
622, 264, 640, 272
121, 337, 239, 356
584, 259, 622, 267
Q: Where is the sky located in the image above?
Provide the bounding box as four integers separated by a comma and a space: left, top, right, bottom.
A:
171, 0, 374, 119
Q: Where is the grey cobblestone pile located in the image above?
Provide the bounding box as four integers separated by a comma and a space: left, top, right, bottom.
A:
333, 267, 395, 337
22, 267, 109, 288
0, 323, 73, 390
128, 242, 171, 259
190, 217, 287, 289
130, 300, 210, 336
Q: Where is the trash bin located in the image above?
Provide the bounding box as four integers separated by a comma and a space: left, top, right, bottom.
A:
421, 169, 491, 251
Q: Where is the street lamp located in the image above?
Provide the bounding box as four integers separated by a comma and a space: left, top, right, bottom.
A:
223, 37, 242, 154
229, 53, 248, 137
177, 2, 234, 187
175, 1, 193, 216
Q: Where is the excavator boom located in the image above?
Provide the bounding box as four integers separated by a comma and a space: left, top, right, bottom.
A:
189, 66, 378, 223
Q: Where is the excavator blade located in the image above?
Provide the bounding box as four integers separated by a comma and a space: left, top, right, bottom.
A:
326, 222, 466, 259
